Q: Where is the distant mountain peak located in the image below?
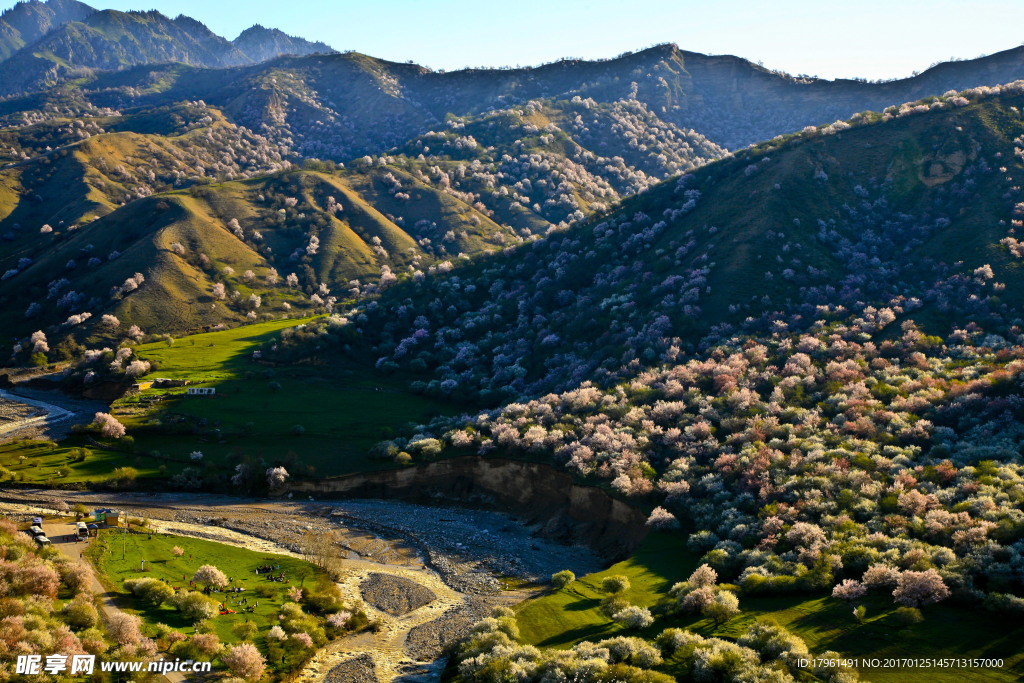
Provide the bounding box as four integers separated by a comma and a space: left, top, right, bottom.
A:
0, 0, 95, 62
232, 23, 334, 62
0, 3, 337, 94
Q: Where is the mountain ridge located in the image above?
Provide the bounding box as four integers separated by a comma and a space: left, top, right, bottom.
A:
0, 0, 336, 93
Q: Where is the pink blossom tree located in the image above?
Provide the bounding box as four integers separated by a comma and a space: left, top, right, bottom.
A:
892, 569, 950, 607
222, 642, 266, 681
93, 413, 126, 439
831, 579, 866, 601
192, 564, 228, 590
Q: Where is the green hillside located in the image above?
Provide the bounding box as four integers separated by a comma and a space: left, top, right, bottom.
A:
291, 85, 1024, 404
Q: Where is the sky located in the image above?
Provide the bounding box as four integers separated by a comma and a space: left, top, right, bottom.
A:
5, 0, 1024, 81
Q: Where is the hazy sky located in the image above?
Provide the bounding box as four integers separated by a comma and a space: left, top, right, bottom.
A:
5, 0, 1024, 80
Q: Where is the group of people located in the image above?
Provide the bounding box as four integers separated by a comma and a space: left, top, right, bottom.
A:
222, 595, 258, 613
256, 562, 289, 582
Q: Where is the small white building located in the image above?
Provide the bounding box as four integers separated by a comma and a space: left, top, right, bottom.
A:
186, 387, 216, 396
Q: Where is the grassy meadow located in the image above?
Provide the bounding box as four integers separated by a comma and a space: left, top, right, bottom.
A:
1, 315, 453, 487
85, 528, 335, 674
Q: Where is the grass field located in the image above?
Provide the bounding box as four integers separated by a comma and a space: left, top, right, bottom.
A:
133, 316, 320, 381
515, 534, 1024, 682
0, 316, 455, 486
121, 316, 454, 477
0, 438, 154, 484
86, 528, 332, 673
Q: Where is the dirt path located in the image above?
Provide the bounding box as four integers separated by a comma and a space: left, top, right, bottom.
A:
42, 520, 112, 612
40, 520, 191, 683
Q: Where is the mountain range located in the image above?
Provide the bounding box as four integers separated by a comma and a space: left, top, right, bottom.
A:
3, 0, 1024, 356
0, 0, 333, 94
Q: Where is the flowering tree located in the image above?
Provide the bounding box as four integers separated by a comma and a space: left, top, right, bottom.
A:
831, 579, 866, 601
613, 605, 654, 629
93, 412, 126, 439
862, 564, 901, 589
16, 563, 60, 599
191, 633, 221, 656
192, 564, 228, 590
326, 611, 351, 629
688, 564, 718, 589
30, 330, 48, 353
266, 467, 289, 490
704, 590, 741, 625
646, 506, 679, 529
108, 611, 143, 645
222, 643, 266, 681
892, 570, 950, 607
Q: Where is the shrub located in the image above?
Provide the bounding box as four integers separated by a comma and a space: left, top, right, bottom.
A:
704, 590, 741, 625
601, 595, 631, 618
893, 606, 924, 626
984, 592, 1024, 614
602, 575, 631, 594
304, 579, 345, 614
64, 597, 99, 629
233, 620, 259, 641
736, 620, 809, 665
654, 628, 690, 656
598, 635, 663, 667
124, 577, 174, 606
551, 570, 575, 588
170, 591, 219, 622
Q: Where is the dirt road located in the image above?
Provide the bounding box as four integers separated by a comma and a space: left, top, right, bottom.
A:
39, 520, 191, 682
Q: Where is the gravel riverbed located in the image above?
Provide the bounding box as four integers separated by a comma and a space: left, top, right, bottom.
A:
360, 573, 437, 616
